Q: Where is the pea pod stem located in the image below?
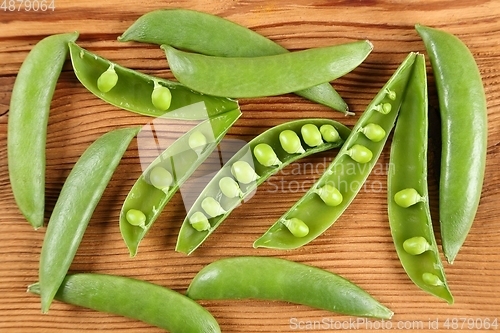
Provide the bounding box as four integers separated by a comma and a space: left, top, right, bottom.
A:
39, 127, 140, 313
118, 9, 351, 114
416, 24, 488, 264
120, 109, 241, 257
29, 273, 221, 333
187, 256, 393, 319
68, 42, 238, 119
175, 119, 351, 255
387, 54, 453, 304
254, 53, 417, 250
162, 40, 373, 98
8, 32, 79, 229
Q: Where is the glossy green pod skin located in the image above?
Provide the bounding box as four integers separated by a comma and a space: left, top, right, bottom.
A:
120, 109, 241, 257
388, 54, 453, 304
176, 119, 351, 255
118, 9, 350, 113
254, 53, 417, 250
39, 127, 139, 313
29, 273, 220, 333
68, 42, 238, 120
187, 257, 393, 319
8, 32, 79, 229
162, 40, 373, 98
416, 25, 487, 264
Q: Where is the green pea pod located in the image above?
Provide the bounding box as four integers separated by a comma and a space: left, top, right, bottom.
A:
161, 40, 373, 98
176, 119, 351, 255
120, 108, 241, 257
388, 54, 453, 304
29, 273, 220, 333
39, 127, 140, 313
8, 32, 79, 229
68, 42, 238, 119
415, 25, 487, 264
187, 256, 393, 319
254, 52, 417, 250
118, 9, 351, 114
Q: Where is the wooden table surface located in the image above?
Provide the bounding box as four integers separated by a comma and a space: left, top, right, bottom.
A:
1, 1, 499, 332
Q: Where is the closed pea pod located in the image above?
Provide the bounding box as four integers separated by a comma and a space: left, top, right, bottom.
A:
254, 53, 417, 250
387, 54, 453, 303
176, 119, 351, 255
119, 9, 351, 114
68, 42, 238, 120
8, 32, 79, 229
416, 24, 488, 264
29, 273, 221, 332
120, 109, 241, 257
162, 41, 373, 98
39, 127, 140, 313
187, 257, 393, 319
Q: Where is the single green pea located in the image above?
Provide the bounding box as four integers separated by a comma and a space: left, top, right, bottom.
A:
373, 102, 392, 115
315, 184, 343, 207
279, 130, 305, 154
189, 211, 210, 232
231, 160, 259, 184
360, 123, 386, 142
301, 124, 323, 147
253, 143, 282, 167
282, 218, 309, 238
201, 197, 226, 218
188, 131, 207, 155
346, 144, 373, 164
385, 88, 397, 100
126, 209, 147, 229
319, 124, 341, 143
403, 236, 432, 255
149, 166, 173, 192
394, 188, 424, 208
151, 81, 172, 111
219, 176, 243, 198
422, 272, 444, 287
97, 64, 118, 93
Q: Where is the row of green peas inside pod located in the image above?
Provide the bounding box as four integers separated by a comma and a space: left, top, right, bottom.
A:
97, 64, 173, 111
125, 128, 211, 229
187, 122, 345, 235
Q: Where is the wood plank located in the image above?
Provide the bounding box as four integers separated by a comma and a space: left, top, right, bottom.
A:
1, 0, 499, 332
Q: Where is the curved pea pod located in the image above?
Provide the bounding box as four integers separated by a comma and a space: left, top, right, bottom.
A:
175, 119, 351, 255
162, 40, 373, 98
68, 42, 238, 119
8, 32, 79, 229
187, 256, 393, 319
39, 127, 140, 313
118, 9, 351, 114
254, 52, 417, 250
388, 55, 453, 304
120, 108, 241, 257
416, 25, 487, 264
29, 273, 220, 333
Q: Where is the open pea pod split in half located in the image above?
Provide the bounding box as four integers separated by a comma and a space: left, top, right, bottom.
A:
119, 8, 351, 114
176, 119, 352, 255
68, 42, 238, 119
388, 54, 453, 303
120, 108, 241, 257
254, 52, 417, 250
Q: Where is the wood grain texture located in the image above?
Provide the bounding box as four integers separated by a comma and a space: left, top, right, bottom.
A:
1, 0, 499, 332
